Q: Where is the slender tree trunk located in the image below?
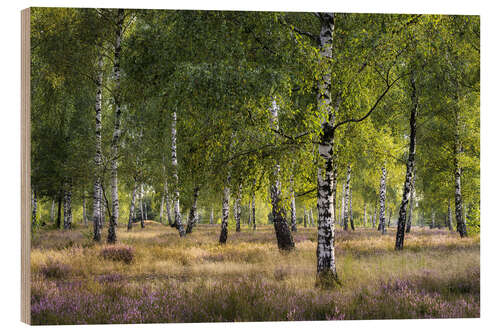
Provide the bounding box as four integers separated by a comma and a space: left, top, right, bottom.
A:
305, 208, 310, 226
387, 209, 392, 228
140, 184, 145, 228
63, 183, 72, 230
210, 208, 214, 225
163, 182, 174, 228
82, 192, 87, 226
363, 203, 367, 227
315, 13, 338, 285
309, 208, 315, 227
372, 205, 376, 228
219, 173, 231, 244
349, 180, 354, 231
447, 198, 453, 231
343, 166, 351, 231
160, 187, 164, 224
340, 183, 345, 229
107, 9, 125, 244
378, 166, 387, 234
234, 183, 242, 232
186, 186, 200, 234
56, 192, 62, 229
50, 199, 55, 222
92, 52, 104, 241
144, 199, 148, 220
454, 111, 467, 237
406, 171, 416, 233
31, 188, 37, 228
127, 182, 137, 231
269, 98, 294, 250
332, 164, 338, 226
395, 72, 418, 250
171, 111, 186, 236
252, 191, 256, 230
290, 176, 297, 232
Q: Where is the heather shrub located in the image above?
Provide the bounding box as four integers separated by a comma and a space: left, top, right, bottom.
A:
100, 245, 134, 264
40, 260, 71, 279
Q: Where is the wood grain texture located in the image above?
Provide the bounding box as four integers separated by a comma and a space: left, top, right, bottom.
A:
21, 7, 31, 325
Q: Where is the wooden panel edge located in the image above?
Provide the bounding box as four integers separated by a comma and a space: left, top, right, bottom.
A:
21, 7, 31, 325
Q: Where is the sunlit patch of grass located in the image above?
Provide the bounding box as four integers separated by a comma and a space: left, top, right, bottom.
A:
31, 223, 479, 324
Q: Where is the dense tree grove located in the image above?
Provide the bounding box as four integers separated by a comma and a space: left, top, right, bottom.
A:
30, 8, 479, 286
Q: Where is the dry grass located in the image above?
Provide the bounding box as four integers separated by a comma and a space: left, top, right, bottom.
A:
30, 222, 480, 324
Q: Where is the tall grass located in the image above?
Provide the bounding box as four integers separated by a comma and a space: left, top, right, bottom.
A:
31, 222, 479, 324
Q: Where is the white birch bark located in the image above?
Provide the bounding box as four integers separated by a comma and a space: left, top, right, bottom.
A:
378, 166, 387, 234
210, 208, 214, 224
31, 188, 37, 227
269, 98, 294, 250
107, 9, 124, 244
363, 203, 367, 227
139, 184, 145, 228
92, 53, 104, 241
171, 111, 186, 236
290, 179, 297, 232
235, 183, 242, 232
447, 198, 453, 231
315, 13, 337, 284
127, 182, 137, 230
63, 184, 72, 230
219, 172, 231, 244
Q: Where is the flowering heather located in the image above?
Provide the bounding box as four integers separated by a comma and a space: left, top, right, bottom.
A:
100, 245, 134, 264
31, 223, 479, 324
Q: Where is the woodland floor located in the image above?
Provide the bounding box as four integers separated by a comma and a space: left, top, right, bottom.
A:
30, 222, 480, 324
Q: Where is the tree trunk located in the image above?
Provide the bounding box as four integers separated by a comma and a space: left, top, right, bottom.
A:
186, 186, 200, 234
92, 52, 104, 242
107, 9, 125, 244
454, 111, 467, 237
252, 191, 256, 230
372, 205, 376, 228
159, 186, 164, 224
31, 188, 37, 228
387, 209, 392, 228
269, 98, 294, 250
431, 211, 436, 229
309, 208, 315, 227
363, 203, 367, 227
56, 193, 62, 229
343, 166, 351, 231
349, 179, 354, 231
140, 184, 145, 228
378, 166, 387, 234
144, 199, 148, 220
63, 184, 72, 230
332, 164, 338, 226
290, 176, 297, 232
447, 198, 453, 231
82, 191, 87, 226
219, 173, 231, 244
50, 199, 55, 222
210, 208, 214, 225
234, 183, 242, 232
127, 182, 137, 231
171, 111, 186, 237
163, 181, 174, 228
406, 170, 416, 233
315, 12, 338, 285
395, 72, 418, 250
340, 183, 345, 229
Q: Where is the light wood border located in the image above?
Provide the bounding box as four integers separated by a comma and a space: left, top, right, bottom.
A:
21, 7, 31, 325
